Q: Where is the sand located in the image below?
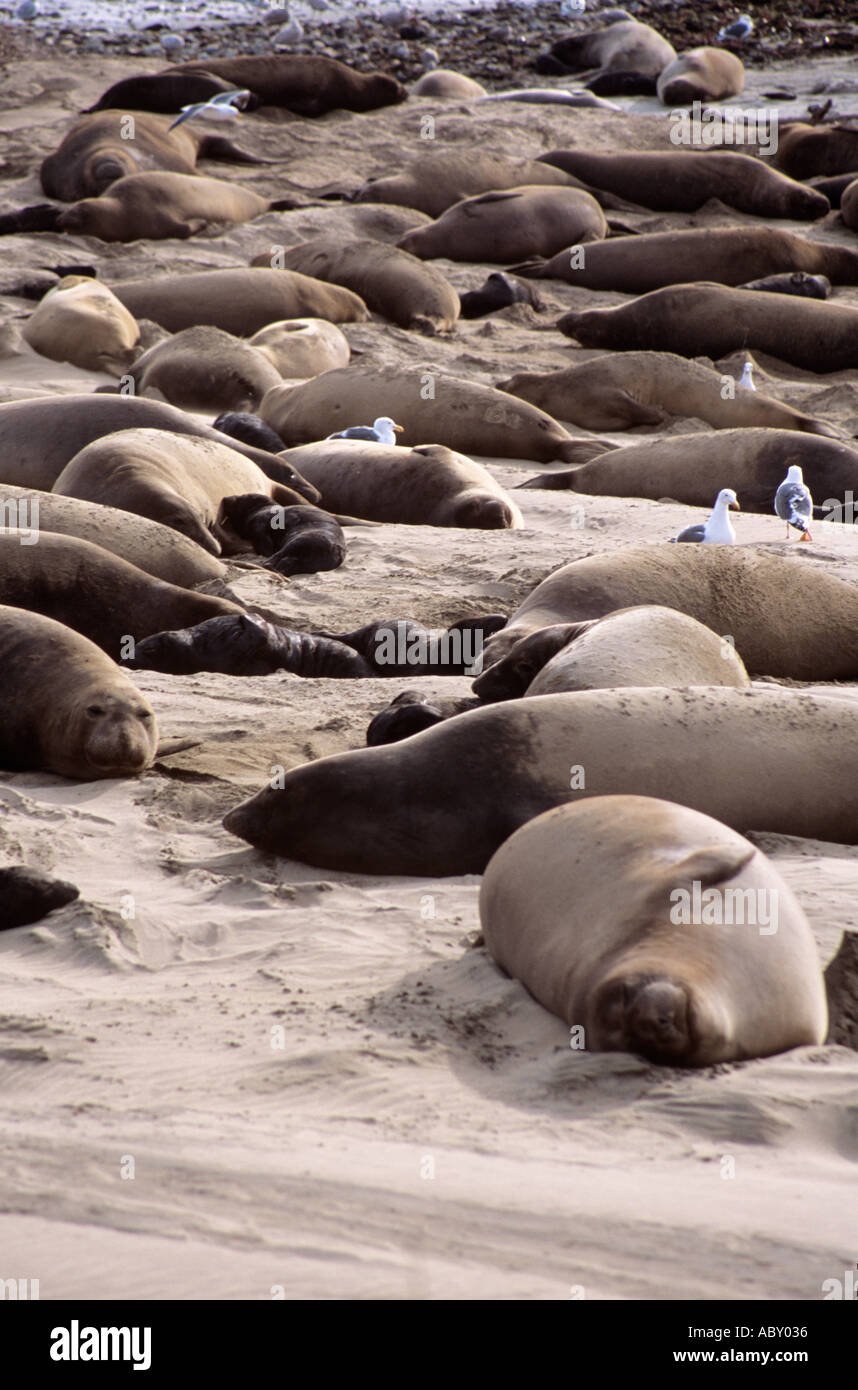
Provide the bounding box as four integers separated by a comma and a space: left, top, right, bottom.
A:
1, 37, 857, 1302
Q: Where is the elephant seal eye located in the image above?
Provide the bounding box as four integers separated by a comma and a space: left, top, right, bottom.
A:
86, 705, 105, 717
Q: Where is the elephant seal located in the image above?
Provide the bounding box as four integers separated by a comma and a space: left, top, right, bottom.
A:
261, 366, 611, 467
53, 429, 311, 555
0, 604, 157, 778
0, 532, 241, 659
397, 186, 607, 265
124, 327, 282, 413
480, 798, 827, 1064
110, 268, 368, 335
412, 69, 486, 98
657, 48, 744, 105
515, 226, 858, 291
355, 153, 591, 219
83, 70, 261, 115
739, 271, 831, 299
218, 495, 346, 575
131, 613, 372, 678
272, 441, 523, 528
40, 111, 263, 202
222, 686, 858, 874
842, 178, 858, 232
366, 690, 479, 746
56, 172, 273, 242
460, 273, 543, 318
558, 284, 858, 374
500, 353, 835, 437
540, 428, 858, 512
473, 606, 749, 699
481, 544, 858, 679
537, 148, 829, 221
213, 412, 286, 454
808, 172, 858, 209
321, 614, 507, 677
0, 394, 317, 496
252, 237, 459, 334
0, 866, 79, 930
168, 55, 407, 114
21, 277, 139, 375
247, 318, 350, 379
775, 123, 858, 180
547, 19, 675, 94
0, 484, 224, 587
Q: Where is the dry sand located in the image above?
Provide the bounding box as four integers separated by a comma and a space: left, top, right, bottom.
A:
1, 47, 857, 1301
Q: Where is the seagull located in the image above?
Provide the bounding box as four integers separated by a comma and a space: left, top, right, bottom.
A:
739, 361, 755, 392
14, 0, 39, 18
718, 14, 754, 42
161, 34, 185, 57
671, 488, 740, 544
274, 17, 304, 46
774, 464, 813, 541
168, 90, 252, 130
326, 417, 404, 445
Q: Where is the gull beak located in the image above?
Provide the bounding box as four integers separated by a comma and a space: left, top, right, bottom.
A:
729, 500, 740, 511
393, 424, 404, 434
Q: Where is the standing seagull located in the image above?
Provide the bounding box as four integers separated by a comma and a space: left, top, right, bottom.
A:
774, 464, 813, 541
168, 90, 252, 131
326, 416, 404, 444
739, 360, 755, 392
671, 488, 740, 544
718, 14, 754, 41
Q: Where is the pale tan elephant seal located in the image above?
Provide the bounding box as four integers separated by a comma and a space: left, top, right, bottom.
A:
21, 277, 139, 376
355, 152, 591, 218
411, 69, 487, 98
123, 327, 283, 413
549, 19, 675, 93
480, 797, 827, 1065
0, 604, 157, 779
110, 268, 369, 335
222, 686, 858, 874
248, 318, 350, 379
657, 47, 744, 105
56, 172, 274, 242
397, 186, 607, 264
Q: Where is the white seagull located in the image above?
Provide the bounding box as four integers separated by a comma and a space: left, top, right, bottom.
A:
168, 90, 252, 131
774, 464, 813, 541
739, 360, 755, 392
718, 14, 754, 42
326, 416, 404, 445
671, 488, 740, 544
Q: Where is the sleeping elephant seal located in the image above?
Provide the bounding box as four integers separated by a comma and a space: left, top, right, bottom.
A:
247, 318, 350, 379
480, 544, 858, 680
217, 496, 346, 576
548, 19, 675, 94
657, 47, 744, 105
499, 353, 836, 437
480, 798, 827, 1065
775, 123, 858, 180
261, 366, 612, 467
222, 686, 858, 874
251, 237, 459, 334
0, 604, 157, 779
83, 70, 261, 115
515, 226, 858, 291
366, 690, 480, 746
355, 152, 592, 219
131, 613, 372, 678
52, 429, 311, 555
740, 271, 831, 299
56, 172, 273, 242
460, 273, 543, 318
110, 268, 369, 335
411, 69, 486, 98
397, 186, 607, 265
21, 277, 139, 375
123, 327, 282, 413
0, 866, 79, 930
273, 441, 523, 528
558, 284, 858, 374
0, 532, 241, 659
167, 54, 407, 114
536, 149, 829, 221
842, 178, 858, 233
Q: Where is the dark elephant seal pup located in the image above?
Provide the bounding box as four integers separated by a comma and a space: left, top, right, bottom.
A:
398, 186, 607, 265
480, 798, 827, 1065
57, 172, 273, 242
222, 686, 858, 874
460, 273, 543, 318
0, 604, 157, 779
168, 54, 407, 115
110, 268, 369, 336
125, 327, 282, 413
0, 866, 79, 930
213, 412, 286, 455
218, 495, 346, 576
366, 691, 479, 746
355, 152, 590, 219
740, 272, 831, 300
131, 614, 372, 678
657, 47, 744, 105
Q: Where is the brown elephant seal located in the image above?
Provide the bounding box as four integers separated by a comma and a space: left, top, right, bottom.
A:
217, 495, 346, 576
775, 123, 858, 180
355, 153, 591, 219
0, 484, 224, 587
110, 268, 368, 336
548, 19, 675, 94
0, 395, 318, 497
460, 272, 543, 319
0, 866, 79, 931
252, 237, 459, 335
536, 148, 829, 221
397, 186, 607, 265
0, 532, 241, 659
480, 798, 827, 1065
21, 278, 139, 375
0, 604, 157, 779
261, 366, 611, 467
247, 318, 350, 379
168, 54, 407, 114
740, 271, 831, 300
56, 172, 273, 242
40, 111, 263, 202
83, 70, 261, 115
500, 353, 835, 437
273, 441, 523, 528
222, 685, 858, 874
558, 284, 858, 374
657, 48, 744, 105
411, 69, 486, 98
53, 429, 311, 555
842, 178, 858, 232
540, 428, 858, 512
123, 327, 282, 413
472, 606, 749, 699
131, 612, 372, 678
515, 226, 858, 291
482, 544, 858, 679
